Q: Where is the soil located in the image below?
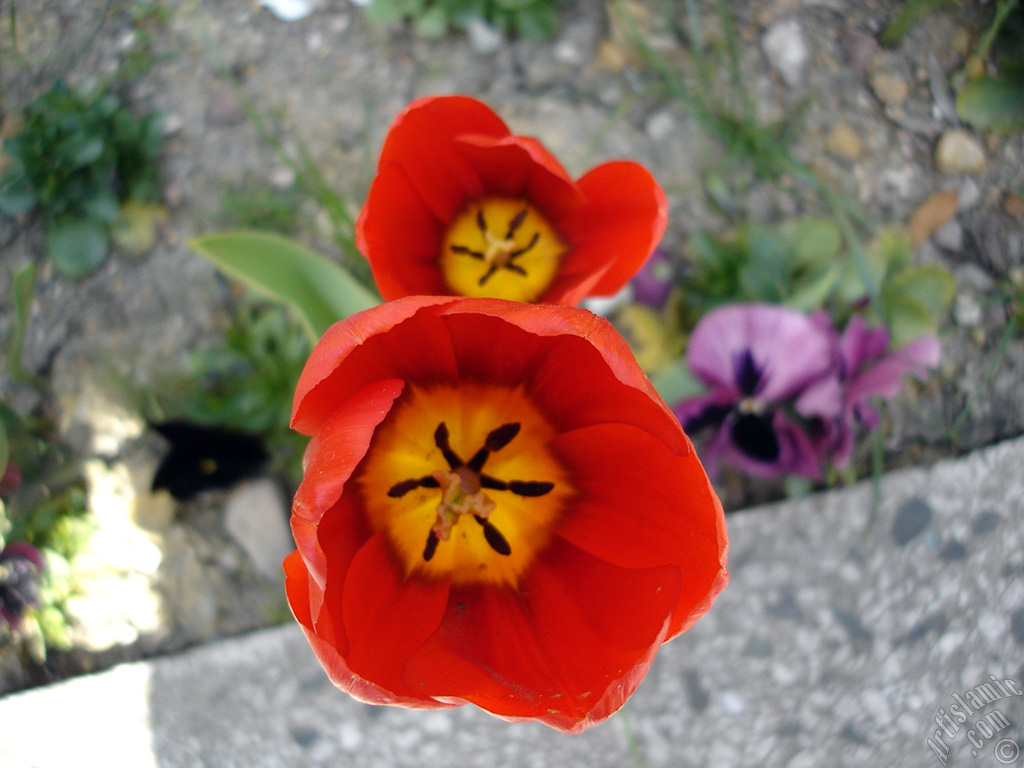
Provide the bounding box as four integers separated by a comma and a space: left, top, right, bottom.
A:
0, 0, 1022, 694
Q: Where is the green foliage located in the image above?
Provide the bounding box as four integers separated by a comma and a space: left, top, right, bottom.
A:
679, 218, 844, 326
219, 184, 305, 235
0, 403, 90, 655
880, 0, 960, 47
678, 220, 954, 347
189, 230, 380, 341
0, 80, 164, 278
362, 0, 560, 40
956, 1, 1024, 133
163, 299, 314, 487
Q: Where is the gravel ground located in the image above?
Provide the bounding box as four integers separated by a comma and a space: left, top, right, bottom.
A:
0, 0, 1022, 691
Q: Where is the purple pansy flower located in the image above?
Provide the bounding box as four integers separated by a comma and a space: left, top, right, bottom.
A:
807, 313, 941, 468
674, 303, 842, 480
630, 248, 675, 308
0, 542, 44, 631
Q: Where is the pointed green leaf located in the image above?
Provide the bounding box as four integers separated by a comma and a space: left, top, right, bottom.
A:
884, 295, 937, 347
792, 218, 842, 266
785, 263, 839, 312
189, 230, 380, 340
885, 264, 955, 319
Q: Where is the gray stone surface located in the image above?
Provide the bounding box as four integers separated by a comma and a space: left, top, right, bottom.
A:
2, 435, 1022, 768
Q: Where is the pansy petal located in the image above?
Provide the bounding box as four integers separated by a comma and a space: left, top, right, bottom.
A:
374, 96, 509, 222
846, 334, 940, 404
556, 161, 668, 297
341, 533, 453, 706
686, 304, 833, 400
404, 538, 680, 732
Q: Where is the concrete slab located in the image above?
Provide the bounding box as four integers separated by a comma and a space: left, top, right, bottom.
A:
2, 437, 1022, 768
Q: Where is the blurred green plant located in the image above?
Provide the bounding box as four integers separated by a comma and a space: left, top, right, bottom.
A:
158, 297, 316, 487
0, 80, 165, 278
219, 183, 305, 236
361, 0, 561, 40
675, 220, 954, 347
956, 0, 1024, 134
119, 2, 175, 81
0, 404, 90, 660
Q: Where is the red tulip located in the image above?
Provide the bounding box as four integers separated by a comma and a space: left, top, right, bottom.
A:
284, 297, 727, 733
355, 96, 668, 306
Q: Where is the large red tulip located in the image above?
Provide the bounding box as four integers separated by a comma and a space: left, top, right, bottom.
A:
355, 96, 668, 305
284, 297, 727, 732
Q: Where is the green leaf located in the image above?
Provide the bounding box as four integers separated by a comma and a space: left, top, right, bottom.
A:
189, 230, 381, 340
0, 164, 38, 216
414, 5, 449, 37
0, 412, 9, 479
785, 263, 839, 312
650, 358, 704, 405
82, 189, 121, 223
956, 73, 1024, 134
884, 295, 937, 347
10, 262, 41, 384
792, 218, 842, 266
46, 216, 110, 278
885, 264, 955, 318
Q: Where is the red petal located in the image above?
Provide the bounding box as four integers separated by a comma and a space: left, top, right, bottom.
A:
452, 134, 585, 221
292, 297, 459, 434
551, 422, 728, 638
356, 163, 448, 301
375, 96, 510, 222
291, 379, 404, 585
404, 537, 680, 732
284, 546, 448, 708
557, 161, 668, 296
340, 533, 452, 706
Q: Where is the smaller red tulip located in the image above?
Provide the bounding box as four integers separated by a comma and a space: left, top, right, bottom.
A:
284, 297, 727, 732
356, 96, 668, 306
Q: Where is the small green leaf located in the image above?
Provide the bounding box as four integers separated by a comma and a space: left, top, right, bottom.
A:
785, 264, 839, 312
10, 262, 41, 384
792, 218, 842, 266
46, 216, 110, 278
82, 189, 121, 223
414, 5, 449, 37
885, 264, 955, 318
650, 358, 704, 405
884, 295, 937, 347
189, 230, 381, 340
0, 171, 38, 216
956, 73, 1024, 134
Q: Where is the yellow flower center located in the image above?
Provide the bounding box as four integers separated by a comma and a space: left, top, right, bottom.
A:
357, 383, 571, 586
440, 197, 567, 302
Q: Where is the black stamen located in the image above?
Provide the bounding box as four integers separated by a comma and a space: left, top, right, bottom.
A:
485, 423, 520, 452
474, 515, 511, 556
387, 476, 440, 498
450, 244, 486, 259
476, 209, 487, 233
423, 530, 440, 561
508, 231, 539, 258
504, 264, 528, 277
434, 423, 463, 469
479, 475, 508, 491
478, 265, 499, 286
507, 480, 554, 497
504, 209, 527, 239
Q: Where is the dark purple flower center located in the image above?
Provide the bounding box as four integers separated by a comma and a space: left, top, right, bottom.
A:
735, 350, 762, 397
730, 412, 781, 462
0, 547, 42, 630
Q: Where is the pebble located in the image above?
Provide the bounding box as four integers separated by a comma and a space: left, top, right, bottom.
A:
224, 478, 293, 581
933, 220, 963, 252
761, 19, 808, 88
206, 83, 245, 127
869, 71, 909, 106
935, 130, 986, 175
826, 120, 862, 161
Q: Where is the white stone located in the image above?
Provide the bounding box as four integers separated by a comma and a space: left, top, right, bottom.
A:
224, 479, 293, 580
762, 19, 809, 87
